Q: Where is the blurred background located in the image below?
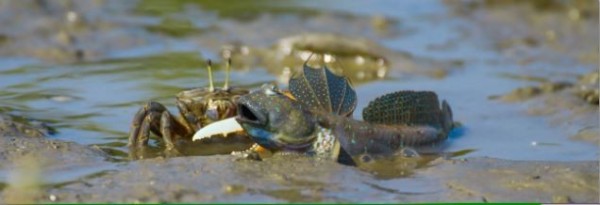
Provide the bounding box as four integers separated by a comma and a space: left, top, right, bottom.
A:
0, 0, 598, 202
0, 0, 597, 159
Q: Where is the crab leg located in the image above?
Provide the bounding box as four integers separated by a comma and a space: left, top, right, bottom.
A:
128, 108, 146, 147
160, 112, 177, 150
129, 102, 166, 147
175, 100, 200, 134
138, 111, 161, 147
129, 101, 189, 150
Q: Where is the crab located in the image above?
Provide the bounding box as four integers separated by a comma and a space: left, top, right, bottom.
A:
128, 59, 249, 157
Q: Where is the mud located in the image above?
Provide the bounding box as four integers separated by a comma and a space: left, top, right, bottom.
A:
0, 114, 108, 157
0, 114, 47, 138
0, 133, 107, 167
0, 114, 597, 203
490, 75, 600, 145
450, 0, 600, 146
255, 33, 464, 84
0, 115, 111, 203
0, 0, 149, 63
576, 71, 599, 105
37, 155, 598, 203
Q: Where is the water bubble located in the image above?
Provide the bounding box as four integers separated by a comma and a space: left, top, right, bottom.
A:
399, 148, 420, 158
66, 11, 78, 23
355, 56, 365, 64
222, 49, 232, 59
356, 71, 365, 80
241, 46, 250, 55
299, 52, 312, 61
324, 54, 334, 63
377, 67, 387, 78
49, 95, 75, 102
568, 8, 580, 21
360, 154, 373, 163
49, 194, 58, 202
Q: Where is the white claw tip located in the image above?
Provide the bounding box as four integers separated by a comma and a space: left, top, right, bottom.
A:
192, 117, 244, 141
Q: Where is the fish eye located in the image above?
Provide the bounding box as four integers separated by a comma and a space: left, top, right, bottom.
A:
260, 83, 281, 96
264, 88, 277, 96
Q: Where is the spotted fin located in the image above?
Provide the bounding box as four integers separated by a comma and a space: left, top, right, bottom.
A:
289, 63, 357, 117
362, 91, 453, 132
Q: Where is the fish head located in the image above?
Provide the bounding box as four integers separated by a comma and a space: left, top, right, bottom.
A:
235, 84, 318, 151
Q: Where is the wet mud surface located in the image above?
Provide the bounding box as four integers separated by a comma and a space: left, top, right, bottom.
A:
0, 121, 597, 203
0, 0, 598, 203
38, 156, 597, 203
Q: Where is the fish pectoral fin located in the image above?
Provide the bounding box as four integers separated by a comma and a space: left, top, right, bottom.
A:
192, 117, 244, 141
336, 145, 357, 166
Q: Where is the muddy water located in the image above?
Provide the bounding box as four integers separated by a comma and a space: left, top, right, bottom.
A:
0, 0, 598, 203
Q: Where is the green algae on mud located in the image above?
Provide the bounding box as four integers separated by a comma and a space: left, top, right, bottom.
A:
136, 0, 326, 21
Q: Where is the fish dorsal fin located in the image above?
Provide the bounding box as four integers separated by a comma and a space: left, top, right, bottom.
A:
362, 91, 453, 131
289, 63, 357, 116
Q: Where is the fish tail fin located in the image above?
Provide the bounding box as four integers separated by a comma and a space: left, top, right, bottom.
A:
441, 100, 454, 133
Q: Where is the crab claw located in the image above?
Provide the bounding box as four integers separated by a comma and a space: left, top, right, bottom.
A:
192, 117, 244, 141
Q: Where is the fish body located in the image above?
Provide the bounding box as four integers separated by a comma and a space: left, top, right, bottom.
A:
233, 64, 453, 162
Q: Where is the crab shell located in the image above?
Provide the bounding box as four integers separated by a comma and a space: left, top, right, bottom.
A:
176, 87, 249, 131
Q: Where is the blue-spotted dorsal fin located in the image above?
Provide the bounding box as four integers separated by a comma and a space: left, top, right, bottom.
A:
362, 91, 453, 132
289, 63, 357, 117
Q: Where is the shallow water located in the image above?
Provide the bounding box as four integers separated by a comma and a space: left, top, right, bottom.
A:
0, 0, 597, 188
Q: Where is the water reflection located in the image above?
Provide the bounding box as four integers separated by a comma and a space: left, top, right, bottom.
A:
0, 0, 596, 171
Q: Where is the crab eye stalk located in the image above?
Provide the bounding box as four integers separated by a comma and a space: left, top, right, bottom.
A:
224, 58, 231, 90
207, 59, 215, 92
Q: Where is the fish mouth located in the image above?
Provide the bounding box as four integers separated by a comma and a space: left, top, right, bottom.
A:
235, 100, 266, 126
